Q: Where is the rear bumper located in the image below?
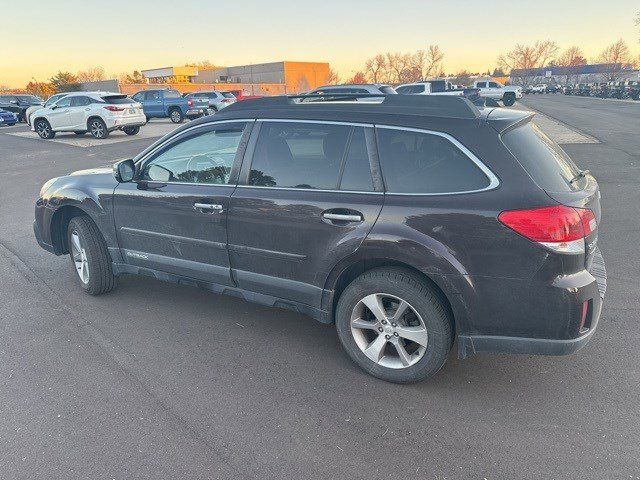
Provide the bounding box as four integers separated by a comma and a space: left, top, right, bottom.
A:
186, 108, 208, 118
458, 248, 607, 359
106, 114, 146, 130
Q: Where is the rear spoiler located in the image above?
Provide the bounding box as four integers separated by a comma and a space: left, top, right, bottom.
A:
485, 108, 534, 134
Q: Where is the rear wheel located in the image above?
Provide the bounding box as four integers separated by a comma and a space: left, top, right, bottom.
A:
67, 216, 115, 295
335, 268, 453, 383
123, 126, 140, 136
169, 108, 184, 123
88, 118, 109, 139
35, 119, 55, 139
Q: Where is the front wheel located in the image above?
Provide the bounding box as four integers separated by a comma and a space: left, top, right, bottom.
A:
35, 119, 55, 139
67, 216, 115, 295
123, 126, 140, 136
89, 118, 109, 139
503, 93, 516, 106
335, 268, 453, 383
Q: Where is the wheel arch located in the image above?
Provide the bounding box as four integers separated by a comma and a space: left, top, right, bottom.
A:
49, 204, 92, 255
323, 255, 461, 337
86, 115, 105, 129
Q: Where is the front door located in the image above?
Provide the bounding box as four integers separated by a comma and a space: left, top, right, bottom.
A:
47, 95, 73, 129
144, 91, 163, 117
113, 121, 251, 285
228, 120, 384, 308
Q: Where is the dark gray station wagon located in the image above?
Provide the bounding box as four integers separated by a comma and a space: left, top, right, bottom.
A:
34, 95, 606, 383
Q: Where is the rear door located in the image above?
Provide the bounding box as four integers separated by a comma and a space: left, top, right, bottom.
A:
113, 121, 252, 285
69, 95, 92, 129
144, 91, 163, 117
227, 120, 384, 308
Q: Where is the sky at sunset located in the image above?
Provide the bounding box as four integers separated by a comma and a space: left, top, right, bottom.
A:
1, 0, 639, 88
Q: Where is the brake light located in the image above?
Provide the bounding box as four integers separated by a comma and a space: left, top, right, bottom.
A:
498, 205, 596, 254
104, 106, 125, 112
188, 99, 193, 107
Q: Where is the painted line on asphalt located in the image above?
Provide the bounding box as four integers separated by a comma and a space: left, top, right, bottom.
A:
515, 103, 599, 145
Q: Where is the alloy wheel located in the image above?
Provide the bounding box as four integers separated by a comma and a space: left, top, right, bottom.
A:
91, 120, 105, 138
70, 230, 89, 284
36, 121, 50, 137
170, 110, 181, 122
350, 293, 428, 369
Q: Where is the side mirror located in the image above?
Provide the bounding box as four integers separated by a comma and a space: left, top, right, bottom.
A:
113, 159, 136, 183
50, 104, 57, 110
10, 100, 18, 105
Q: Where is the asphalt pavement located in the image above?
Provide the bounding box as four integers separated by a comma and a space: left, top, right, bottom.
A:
0, 97, 638, 479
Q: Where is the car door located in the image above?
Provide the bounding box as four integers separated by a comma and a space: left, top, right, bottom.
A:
47, 95, 73, 129
69, 95, 91, 129
144, 91, 163, 117
112, 120, 252, 285
227, 120, 384, 308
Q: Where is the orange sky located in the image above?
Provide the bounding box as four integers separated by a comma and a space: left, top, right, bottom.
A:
1, 0, 638, 88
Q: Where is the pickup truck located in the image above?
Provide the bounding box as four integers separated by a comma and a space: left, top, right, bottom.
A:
472, 80, 522, 106
396, 80, 481, 103
131, 89, 209, 123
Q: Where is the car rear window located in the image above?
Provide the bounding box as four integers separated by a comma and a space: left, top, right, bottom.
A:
502, 123, 584, 192
101, 95, 135, 104
222, 92, 236, 98
377, 128, 492, 194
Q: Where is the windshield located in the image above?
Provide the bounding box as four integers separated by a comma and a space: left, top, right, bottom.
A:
502, 123, 584, 192
17, 95, 42, 103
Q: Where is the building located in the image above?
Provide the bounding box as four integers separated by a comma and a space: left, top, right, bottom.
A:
196, 61, 329, 93
141, 66, 200, 84
510, 63, 639, 85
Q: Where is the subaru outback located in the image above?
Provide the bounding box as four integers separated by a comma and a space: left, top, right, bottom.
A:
33, 95, 607, 383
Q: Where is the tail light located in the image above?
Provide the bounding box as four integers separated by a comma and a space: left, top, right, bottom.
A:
188, 99, 193, 107
104, 106, 125, 112
498, 205, 596, 254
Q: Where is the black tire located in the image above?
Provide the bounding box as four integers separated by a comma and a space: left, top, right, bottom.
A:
335, 267, 453, 384
123, 126, 140, 136
145, 116, 151, 123
34, 119, 55, 139
74, 131, 86, 136
88, 118, 109, 139
67, 216, 115, 295
169, 108, 184, 123
503, 93, 516, 106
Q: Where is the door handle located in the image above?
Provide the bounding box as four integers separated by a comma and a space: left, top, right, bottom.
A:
194, 203, 223, 213
322, 212, 363, 222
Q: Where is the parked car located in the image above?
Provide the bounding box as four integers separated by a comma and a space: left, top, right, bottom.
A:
562, 85, 574, 95
131, 89, 209, 123
574, 83, 591, 96
545, 85, 561, 94
396, 81, 480, 101
0, 94, 43, 121
33, 95, 606, 383
31, 92, 145, 140
184, 90, 236, 112
25, 92, 70, 126
625, 81, 640, 100
0, 108, 18, 126
530, 84, 547, 94
222, 90, 263, 102
472, 80, 522, 106
306, 84, 397, 96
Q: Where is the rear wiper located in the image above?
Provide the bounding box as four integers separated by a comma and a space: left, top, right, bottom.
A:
570, 169, 590, 184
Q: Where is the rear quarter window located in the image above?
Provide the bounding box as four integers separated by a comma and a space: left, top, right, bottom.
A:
501, 123, 584, 192
377, 128, 493, 194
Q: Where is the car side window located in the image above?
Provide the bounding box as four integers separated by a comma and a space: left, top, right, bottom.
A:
249, 122, 351, 190
477, 82, 487, 88
55, 97, 72, 108
340, 127, 374, 192
70, 96, 91, 107
146, 92, 160, 101
132, 93, 144, 102
489, 82, 499, 88
164, 90, 181, 99
376, 128, 491, 194
141, 123, 247, 185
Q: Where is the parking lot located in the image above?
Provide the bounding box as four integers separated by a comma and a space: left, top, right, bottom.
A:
1, 95, 639, 479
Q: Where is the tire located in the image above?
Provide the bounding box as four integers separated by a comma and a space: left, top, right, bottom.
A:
34, 119, 55, 139
123, 126, 140, 136
335, 267, 453, 384
145, 116, 151, 123
503, 93, 515, 106
74, 131, 86, 136
67, 216, 115, 295
88, 118, 109, 139
169, 108, 184, 123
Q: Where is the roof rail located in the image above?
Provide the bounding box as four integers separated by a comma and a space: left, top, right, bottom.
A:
224, 94, 480, 119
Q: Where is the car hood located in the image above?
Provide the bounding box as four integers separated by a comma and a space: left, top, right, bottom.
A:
69, 167, 112, 177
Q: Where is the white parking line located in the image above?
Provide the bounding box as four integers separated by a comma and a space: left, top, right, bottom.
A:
4, 120, 180, 147
515, 103, 599, 144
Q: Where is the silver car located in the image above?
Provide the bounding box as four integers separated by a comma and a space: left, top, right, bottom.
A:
185, 91, 236, 113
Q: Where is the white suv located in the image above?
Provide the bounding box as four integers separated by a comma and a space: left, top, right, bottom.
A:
31, 92, 146, 140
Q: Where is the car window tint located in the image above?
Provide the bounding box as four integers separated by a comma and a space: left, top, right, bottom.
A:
146, 92, 160, 101
377, 128, 491, 194
55, 97, 72, 108
489, 82, 499, 88
164, 90, 181, 99
142, 124, 246, 185
502, 123, 583, 192
249, 122, 351, 189
340, 127, 373, 192
70, 96, 90, 107
477, 82, 487, 88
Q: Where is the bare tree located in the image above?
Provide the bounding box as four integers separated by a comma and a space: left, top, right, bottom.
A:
597, 39, 632, 81
345, 71, 368, 84
364, 54, 387, 83
422, 45, 445, 78
386, 52, 413, 84
556, 46, 587, 66
497, 40, 559, 85
325, 67, 340, 85
76, 66, 106, 83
